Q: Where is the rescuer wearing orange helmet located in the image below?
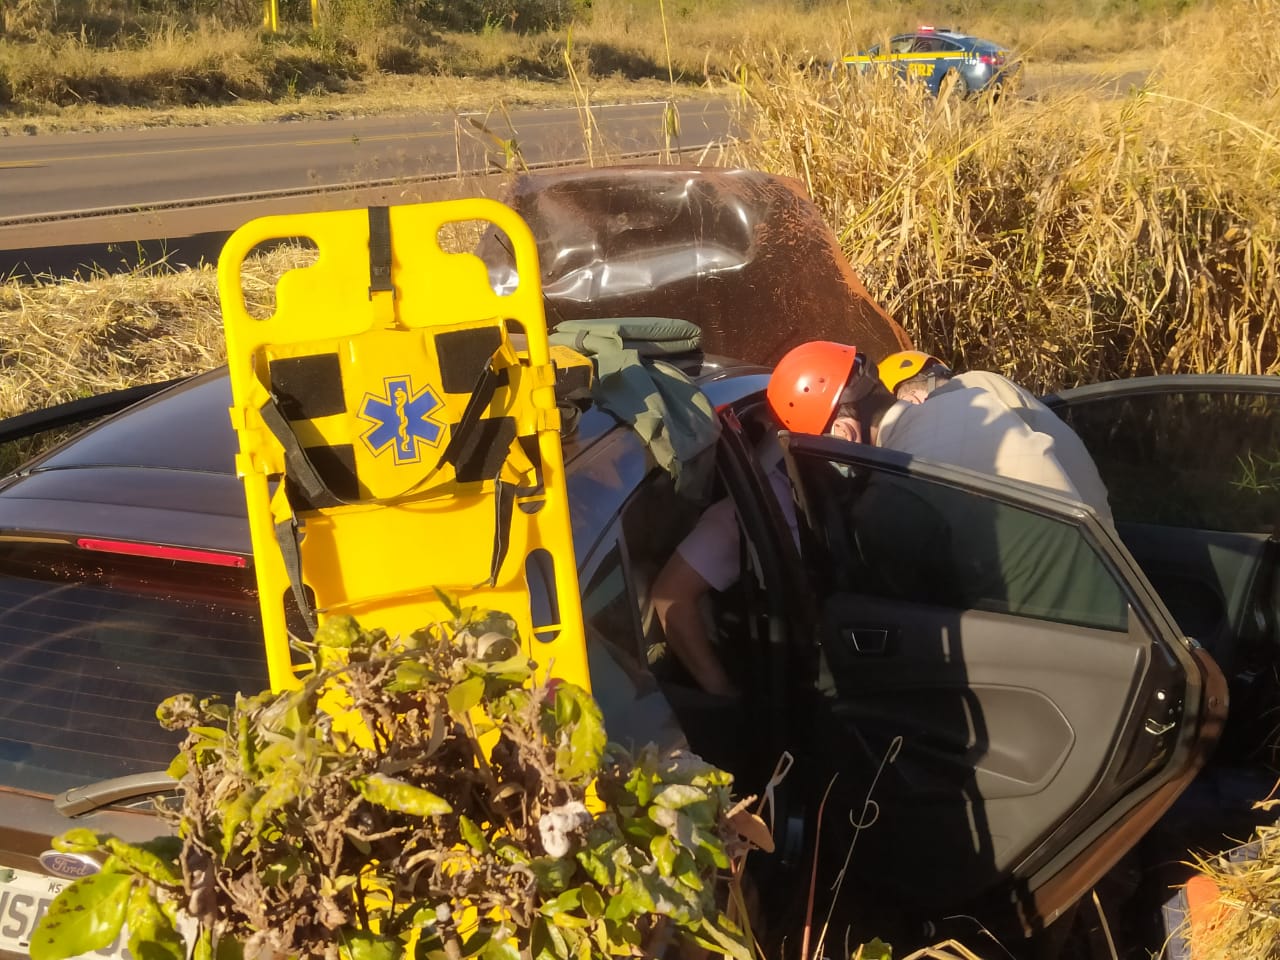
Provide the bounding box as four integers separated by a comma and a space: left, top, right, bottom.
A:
655, 339, 1114, 698
765, 340, 900, 446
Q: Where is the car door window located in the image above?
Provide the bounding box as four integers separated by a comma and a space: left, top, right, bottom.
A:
1049, 380, 1280, 675
790, 452, 1130, 631
889, 36, 915, 54
1051, 387, 1280, 533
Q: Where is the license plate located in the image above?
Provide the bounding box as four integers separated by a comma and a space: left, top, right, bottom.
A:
0, 866, 130, 959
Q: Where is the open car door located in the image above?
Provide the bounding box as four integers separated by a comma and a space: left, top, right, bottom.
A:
778, 434, 1226, 934
1045, 375, 1280, 756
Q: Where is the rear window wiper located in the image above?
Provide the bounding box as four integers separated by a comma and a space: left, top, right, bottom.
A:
55, 771, 177, 817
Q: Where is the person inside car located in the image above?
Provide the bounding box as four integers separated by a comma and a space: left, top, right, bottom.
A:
650, 429, 797, 698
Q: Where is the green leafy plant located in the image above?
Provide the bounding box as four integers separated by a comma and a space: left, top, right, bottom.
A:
31, 610, 758, 960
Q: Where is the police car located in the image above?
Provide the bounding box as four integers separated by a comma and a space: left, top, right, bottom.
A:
843, 25, 1021, 97
1, 167, 1276, 959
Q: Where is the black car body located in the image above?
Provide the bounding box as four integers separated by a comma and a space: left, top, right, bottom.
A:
2, 169, 1276, 958
844, 27, 1022, 97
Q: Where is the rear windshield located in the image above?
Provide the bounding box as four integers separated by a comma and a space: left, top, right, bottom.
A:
0, 542, 269, 795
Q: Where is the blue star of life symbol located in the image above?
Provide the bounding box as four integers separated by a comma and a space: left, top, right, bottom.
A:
359, 374, 446, 465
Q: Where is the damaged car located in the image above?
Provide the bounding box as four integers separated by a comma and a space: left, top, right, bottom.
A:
0, 166, 1274, 958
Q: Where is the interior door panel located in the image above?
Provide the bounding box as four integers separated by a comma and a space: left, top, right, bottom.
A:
782, 434, 1208, 921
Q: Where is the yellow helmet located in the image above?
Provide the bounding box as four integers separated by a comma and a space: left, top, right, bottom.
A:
878, 350, 950, 395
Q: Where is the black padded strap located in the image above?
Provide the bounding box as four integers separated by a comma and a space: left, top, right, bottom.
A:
368, 206, 394, 299
258, 395, 343, 507
440, 355, 503, 471
274, 516, 317, 637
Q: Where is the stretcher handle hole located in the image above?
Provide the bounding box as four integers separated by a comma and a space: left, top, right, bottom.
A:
240, 237, 319, 321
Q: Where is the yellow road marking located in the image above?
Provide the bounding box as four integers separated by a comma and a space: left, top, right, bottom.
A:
0, 161, 40, 169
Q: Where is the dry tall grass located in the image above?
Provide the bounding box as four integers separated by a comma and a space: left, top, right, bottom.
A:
724, 0, 1280, 392
0, 247, 323, 420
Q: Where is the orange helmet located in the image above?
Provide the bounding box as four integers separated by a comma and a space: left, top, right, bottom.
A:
768, 341, 868, 434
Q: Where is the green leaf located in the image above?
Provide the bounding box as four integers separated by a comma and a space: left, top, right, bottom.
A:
316, 614, 363, 649
460, 927, 494, 958
30, 872, 132, 960
390, 660, 429, 693
261, 853, 303, 887
857, 938, 894, 960
591, 921, 610, 955
339, 931, 400, 960
690, 822, 731, 870
433, 587, 464, 619
606, 919, 640, 948
532, 917, 569, 960
650, 834, 677, 877
579, 885, 605, 920
219, 792, 253, 858
459, 815, 489, 853
478, 653, 533, 682
165, 752, 189, 779
355, 774, 453, 817
651, 784, 708, 809
539, 888, 581, 917
529, 856, 575, 893
695, 916, 752, 960
125, 883, 185, 960
551, 685, 605, 782
249, 768, 303, 832
51, 829, 101, 855
673, 852, 704, 893
480, 938, 519, 960
105, 837, 182, 887
192, 929, 213, 960
189, 725, 227, 742
213, 933, 245, 960
446, 676, 485, 716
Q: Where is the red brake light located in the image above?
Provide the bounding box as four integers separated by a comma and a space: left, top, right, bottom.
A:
76, 538, 247, 568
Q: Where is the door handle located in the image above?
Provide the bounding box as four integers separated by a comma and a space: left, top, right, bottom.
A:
841, 627, 890, 655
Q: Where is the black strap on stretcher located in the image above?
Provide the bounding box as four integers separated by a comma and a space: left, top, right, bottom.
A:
260, 361, 540, 629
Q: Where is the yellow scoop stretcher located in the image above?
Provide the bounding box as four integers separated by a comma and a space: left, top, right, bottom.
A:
217, 199, 589, 695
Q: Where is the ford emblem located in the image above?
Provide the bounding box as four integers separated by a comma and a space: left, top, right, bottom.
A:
39, 851, 100, 880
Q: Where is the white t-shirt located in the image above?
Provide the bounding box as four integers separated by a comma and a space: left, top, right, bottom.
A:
875, 371, 1113, 524
676, 469, 799, 591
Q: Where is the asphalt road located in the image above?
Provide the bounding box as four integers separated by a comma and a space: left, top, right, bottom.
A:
0, 98, 733, 224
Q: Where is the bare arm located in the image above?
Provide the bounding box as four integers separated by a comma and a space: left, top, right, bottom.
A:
651, 552, 738, 697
